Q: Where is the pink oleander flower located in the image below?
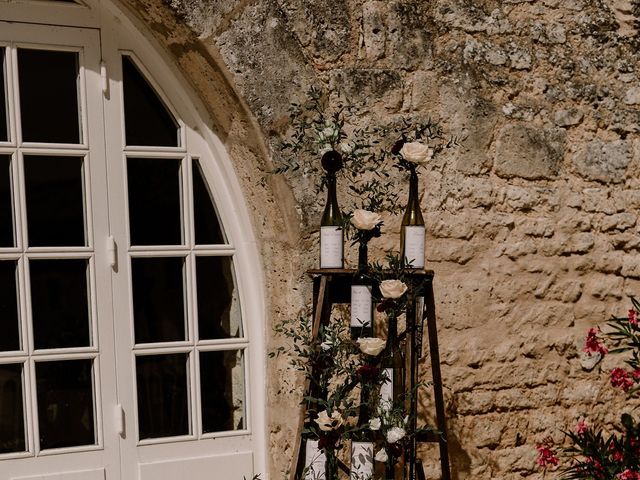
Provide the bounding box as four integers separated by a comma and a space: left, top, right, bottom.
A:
609, 442, 624, 462
618, 469, 640, 480
575, 419, 588, 435
611, 368, 635, 392
633, 369, 640, 381
584, 327, 608, 356
629, 309, 638, 327
536, 442, 559, 467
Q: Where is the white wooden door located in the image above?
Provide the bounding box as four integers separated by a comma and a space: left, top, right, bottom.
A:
0, 7, 262, 479
0, 21, 121, 480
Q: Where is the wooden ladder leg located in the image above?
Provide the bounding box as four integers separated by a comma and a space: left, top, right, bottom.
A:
289, 275, 331, 480
424, 280, 451, 480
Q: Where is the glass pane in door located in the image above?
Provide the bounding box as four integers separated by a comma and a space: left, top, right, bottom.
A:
24, 155, 85, 247
122, 56, 178, 147
127, 157, 182, 246
0, 363, 25, 454
0, 155, 13, 247
136, 354, 189, 440
17, 49, 80, 144
29, 259, 90, 349
132, 257, 186, 344
200, 350, 245, 433
0, 48, 7, 142
0, 261, 20, 352
193, 160, 224, 245
36, 359, 95, 449
196, 256, 241, 339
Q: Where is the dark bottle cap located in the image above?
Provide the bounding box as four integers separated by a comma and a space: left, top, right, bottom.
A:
321, 150, 343, 174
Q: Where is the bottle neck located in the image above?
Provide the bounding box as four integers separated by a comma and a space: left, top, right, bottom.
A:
387, 314, 398, 347
326, 173, 338, 206
322, 173, 340, 222
408, 168, 419, 211
357, 242, 368, 272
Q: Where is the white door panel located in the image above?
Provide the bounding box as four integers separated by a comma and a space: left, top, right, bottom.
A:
139, 452, 253, 480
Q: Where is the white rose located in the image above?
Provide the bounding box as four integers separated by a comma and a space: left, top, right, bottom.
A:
351, 209, 382, 230
357, 337, 386, 356
374, 448, 388, 463
318, 144, 332, 156
369, 418, 381, 431
379, 279, 408, 299
321, 340, 333, 351
386, 426, 406, 444
315, 409, 343, 432
400, 141, 434, 164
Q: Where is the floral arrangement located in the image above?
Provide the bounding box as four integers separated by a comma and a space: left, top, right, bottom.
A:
270, 256, 435, 479
276, 87, 459, 230
537, 298, 640, 479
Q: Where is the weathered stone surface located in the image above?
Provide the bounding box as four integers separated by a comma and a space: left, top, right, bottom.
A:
494, 124, 565, 180
623, 85, 640, 105
277, 0, 352, 62
386, 1, 434, 69
329, 69, 403, 111
361, 1, 386, 60
554, 108, 584, 127
600, 212, 637, 232
622, 257, 640, 278
215, 1, 315, 127
440, 88, 498, 174
125, 0, 640, 478
572, 139, 632, 183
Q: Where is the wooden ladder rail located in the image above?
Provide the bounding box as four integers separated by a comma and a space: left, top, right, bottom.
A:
288, 275, 331, 480
413, 276, 451, 480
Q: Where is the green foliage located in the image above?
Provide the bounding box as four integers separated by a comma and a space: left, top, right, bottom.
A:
275, 86, 460, 215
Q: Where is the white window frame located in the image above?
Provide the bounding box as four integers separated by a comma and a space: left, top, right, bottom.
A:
0, 1, 268, 478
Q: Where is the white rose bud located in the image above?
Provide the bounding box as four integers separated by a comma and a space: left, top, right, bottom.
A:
315, 409, 343, 432
379, 279, 408, 299
339, 141, 353, 154
386, 426, 406, 444
357, 337, 386, 356
369, 418, 381, 431
351, 209, 382, 230
374, 448, 388, 463
400, 141, 434, 164
320, 126, 336, 143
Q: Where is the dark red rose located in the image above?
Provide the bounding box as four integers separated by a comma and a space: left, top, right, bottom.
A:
356, 364, 379, 380
388, 442, 403, 458
377, 298, 395, 313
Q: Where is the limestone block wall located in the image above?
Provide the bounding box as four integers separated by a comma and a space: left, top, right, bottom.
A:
119, 0, 640, 478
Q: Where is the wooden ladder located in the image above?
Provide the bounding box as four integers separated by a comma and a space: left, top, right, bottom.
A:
289, 269, 451, 480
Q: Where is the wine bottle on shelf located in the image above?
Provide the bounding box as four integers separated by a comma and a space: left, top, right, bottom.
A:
320, 151, 344, 269
351, 383, 374, 480
400, 166, 425, 269
380, 314, 404, 413
351, 242, 373, 339
296, 380, 327, 480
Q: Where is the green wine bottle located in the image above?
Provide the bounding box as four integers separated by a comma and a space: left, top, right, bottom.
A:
320, 150, 344, 269
351, 242, 373, 339
400, 166, 425, 269
351, 383, 374, 480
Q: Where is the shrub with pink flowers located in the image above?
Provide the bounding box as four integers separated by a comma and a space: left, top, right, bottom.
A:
538, 298, 640, 479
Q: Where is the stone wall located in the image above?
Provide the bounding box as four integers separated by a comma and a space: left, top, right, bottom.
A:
120, 0, 640, 478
